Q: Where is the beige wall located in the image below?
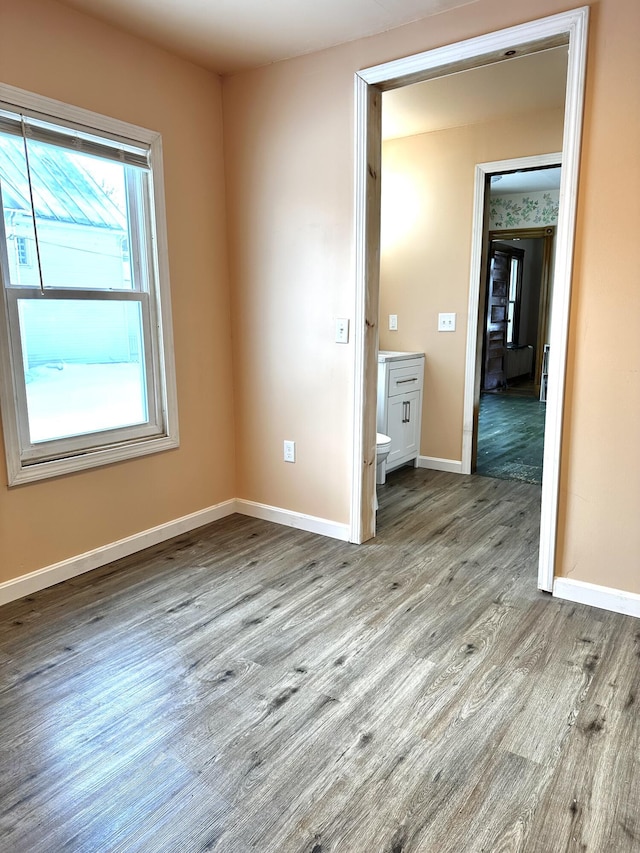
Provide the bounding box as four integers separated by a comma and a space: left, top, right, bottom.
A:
379, 109, 564, 461
557, 0, 640, 592
224, 0, 640, 595
223, 55, 356, 522
0, 0, 236, 584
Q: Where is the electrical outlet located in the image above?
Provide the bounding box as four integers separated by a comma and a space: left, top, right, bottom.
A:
283, 440, 295, 463
389, 314, 398, 331
335, 318, 349, 343
438, 312, 456, 332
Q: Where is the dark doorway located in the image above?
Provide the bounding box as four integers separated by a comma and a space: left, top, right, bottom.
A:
477, 217, 556, 484
482, 242, 525, 391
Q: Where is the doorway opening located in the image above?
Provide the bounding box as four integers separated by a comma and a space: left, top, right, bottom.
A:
476, 166, 560, 486
350, 8, 589, 596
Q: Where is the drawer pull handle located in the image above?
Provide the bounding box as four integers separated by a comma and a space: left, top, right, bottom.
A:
396, 377, 418, 384
402, 400, 411, 423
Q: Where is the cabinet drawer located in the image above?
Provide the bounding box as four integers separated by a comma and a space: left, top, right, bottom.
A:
388, 361, 424, 396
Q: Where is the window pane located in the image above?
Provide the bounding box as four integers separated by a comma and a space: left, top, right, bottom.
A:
18, 299, 148, 443
0, 134, 38, 284
0, 133, 136, 289
509, 257, 519, 300
507, 301, 515, 344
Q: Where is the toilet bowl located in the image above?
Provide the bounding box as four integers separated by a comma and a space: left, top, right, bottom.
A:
375, 432, 392, 509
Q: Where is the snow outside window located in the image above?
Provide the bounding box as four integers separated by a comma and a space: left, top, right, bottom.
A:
0, 87, 178, 484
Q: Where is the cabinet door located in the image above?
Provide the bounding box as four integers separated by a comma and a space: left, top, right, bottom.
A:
386, 389, 421, 467
402, 389, 421, 459
386, 396, 407, 466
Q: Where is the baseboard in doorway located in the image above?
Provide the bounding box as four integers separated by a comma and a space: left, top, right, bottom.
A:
0, 500, 237, 607
553, 577, 640, 619
417, 456, 463, 474
236, 499, 351, 541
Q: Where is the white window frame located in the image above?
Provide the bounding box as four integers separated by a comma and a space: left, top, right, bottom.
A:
0, 83, 179, 485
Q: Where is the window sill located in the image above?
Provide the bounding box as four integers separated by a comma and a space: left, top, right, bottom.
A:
7, 433, 180, 486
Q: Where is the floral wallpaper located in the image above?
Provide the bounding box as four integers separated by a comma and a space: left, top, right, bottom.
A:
489, 190, 559, 230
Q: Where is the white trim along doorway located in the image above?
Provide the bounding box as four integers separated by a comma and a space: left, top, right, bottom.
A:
350, 7, 589, 594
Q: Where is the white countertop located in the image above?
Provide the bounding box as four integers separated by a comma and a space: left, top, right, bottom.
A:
378, 350, 425, 363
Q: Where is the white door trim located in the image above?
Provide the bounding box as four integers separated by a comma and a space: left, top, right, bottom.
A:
351, 7, 589, 593
463, 151, 563, 476
463, 153, 565, 594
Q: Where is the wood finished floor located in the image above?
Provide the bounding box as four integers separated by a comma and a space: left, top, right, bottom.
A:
1, 468, 639, 852
477, 392, 546, 485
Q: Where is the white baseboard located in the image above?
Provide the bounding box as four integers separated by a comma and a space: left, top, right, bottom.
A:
0, 500, 237, 607
236, 499, 350, 542
0, 497, 351, 607
553, 577, 640, 619
417, 456, 463, 474
4, 493, 636, 624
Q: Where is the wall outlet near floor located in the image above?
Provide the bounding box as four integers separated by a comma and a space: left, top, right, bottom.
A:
389, 314, 398, 331
438, 312, 456, 332
283, 440, 296, 463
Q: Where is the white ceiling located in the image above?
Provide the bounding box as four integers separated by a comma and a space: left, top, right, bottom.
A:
57, 0, 480, 75
490, 167, 562, 194
382, 46, 568, 141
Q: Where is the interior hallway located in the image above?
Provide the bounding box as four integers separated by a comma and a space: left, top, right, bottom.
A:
1, 468, 638, 852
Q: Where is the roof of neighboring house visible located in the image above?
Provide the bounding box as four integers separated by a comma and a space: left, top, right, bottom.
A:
0, 135, 126, 231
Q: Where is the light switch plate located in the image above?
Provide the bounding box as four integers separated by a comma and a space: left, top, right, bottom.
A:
283, 440, 295, 463
335, 318, 349, 343
389, 314, 398, 331
438, 312, 456, 332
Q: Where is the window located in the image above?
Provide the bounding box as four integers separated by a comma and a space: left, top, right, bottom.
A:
16, 236, 29, 266
0, 85, 178, 484
506, 254, 523, 345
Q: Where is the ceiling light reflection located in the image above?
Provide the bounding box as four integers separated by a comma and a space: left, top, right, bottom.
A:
380, 170, 422, 253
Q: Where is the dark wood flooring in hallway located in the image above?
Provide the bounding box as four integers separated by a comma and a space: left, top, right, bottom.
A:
476, 391, 546, 485
1, 469, 638, 852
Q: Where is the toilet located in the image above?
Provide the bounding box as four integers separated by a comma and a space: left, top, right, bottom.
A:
375, 432, 392, 509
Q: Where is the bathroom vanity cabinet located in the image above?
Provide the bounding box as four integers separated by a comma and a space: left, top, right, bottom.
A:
377, 351, 425, 484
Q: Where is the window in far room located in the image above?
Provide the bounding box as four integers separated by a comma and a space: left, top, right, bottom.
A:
506, 254, 523, 345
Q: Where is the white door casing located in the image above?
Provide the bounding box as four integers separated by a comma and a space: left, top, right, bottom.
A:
350, 8, 589, 595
